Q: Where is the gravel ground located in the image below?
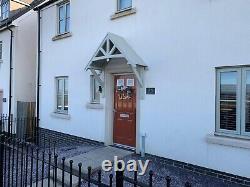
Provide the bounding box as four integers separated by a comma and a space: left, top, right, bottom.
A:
80, 153, 246, 187
1, 140, 247, 187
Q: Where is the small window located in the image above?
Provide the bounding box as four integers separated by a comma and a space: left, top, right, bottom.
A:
118, 0, 132, 11
58, 2, 70, 35
56, 77, 68, 113
0, 41, 3, 60
216, 67, 250, 137
1, 1, 9, 20
90, 75, 100, 103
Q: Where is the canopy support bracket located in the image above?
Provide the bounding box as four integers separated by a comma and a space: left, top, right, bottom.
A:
130, 65, 144, 88
90, 68, 104, 88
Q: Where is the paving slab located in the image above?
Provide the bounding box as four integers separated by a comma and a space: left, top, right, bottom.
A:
65, 146, 132, 173
50, 168, 79, 187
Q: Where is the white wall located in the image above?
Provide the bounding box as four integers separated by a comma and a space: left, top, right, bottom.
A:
14, 11, 37, 104
0, 29, 11, 115
39, 0, 250, 177
0, 11, 37, 116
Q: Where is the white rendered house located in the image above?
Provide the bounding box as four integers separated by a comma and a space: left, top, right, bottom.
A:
0, 0, 41, 117
35, 0, 250, 178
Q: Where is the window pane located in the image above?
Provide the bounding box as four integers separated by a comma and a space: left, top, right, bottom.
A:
59, 6, 64, 20
64, 78, 68, 94
57, 79, 64, 94
94, 79, 100, 102
1, 2, 8, 19
59, 20, 65, 34
119, 0, 132, 10
66, 4, 70, 18
64, 94, 68, 111
245, 71, 250, 132
220, 71, 237, 131
57, 95, 63, 110
66, 18, 70, 32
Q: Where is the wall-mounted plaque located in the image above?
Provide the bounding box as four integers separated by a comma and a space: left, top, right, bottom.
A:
146, 88, 155, 95
3, 98, 6, 102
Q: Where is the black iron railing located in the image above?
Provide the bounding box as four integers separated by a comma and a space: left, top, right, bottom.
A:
0, 116, 194, 187
0, 114, 39, 143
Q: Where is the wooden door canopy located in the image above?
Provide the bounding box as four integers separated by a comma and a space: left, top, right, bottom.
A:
85, 33, 147, 88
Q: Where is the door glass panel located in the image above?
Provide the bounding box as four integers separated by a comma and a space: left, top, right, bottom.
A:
220, 71, 237, 131
245, 71, 250, 132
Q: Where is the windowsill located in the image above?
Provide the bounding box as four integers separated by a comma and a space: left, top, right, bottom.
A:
51, 112, 71, 120
206, 133, 250, 149
111, 8, 136, 20
86, 103, 104, 109
52, 32, 72, 41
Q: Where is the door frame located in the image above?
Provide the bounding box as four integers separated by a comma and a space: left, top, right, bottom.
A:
104, 65, 141, 153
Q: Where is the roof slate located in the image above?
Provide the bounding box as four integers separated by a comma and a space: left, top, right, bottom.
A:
0, 0, 45, 29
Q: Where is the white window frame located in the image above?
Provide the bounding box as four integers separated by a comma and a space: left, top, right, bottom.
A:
216, 67, 250, 137
90, 75, 100, 104
0, 41, 3, 61
241, 67, 250, 136
57, 1, 70, 35
117, 0, 132, 12
55, 77, 68, 114
1, 1, 9, 20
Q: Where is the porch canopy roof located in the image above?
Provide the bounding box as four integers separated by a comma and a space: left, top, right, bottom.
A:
85, 33, 147, 87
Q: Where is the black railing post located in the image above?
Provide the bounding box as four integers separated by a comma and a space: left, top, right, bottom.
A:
62, 157, 65, 187
134, 166, 137, 187
98, 170, 101, 186
185, 182, 191, 187
149, 170, 153, 187
30, 146, 34, 187
15, 140, 19, 187
36, 148, 39, 186
87, 166, 91, 187
109, 174, 113, 187
69, 160, 73, 187
48, 152, 51, 187
116, 162, 124, 187
20, 142, 24, 187
78, 163, 82, 187
0, 135, 4, 187
41, 151, 45, 187
54, 154, 58, 187
7, 116, 10, 137
166, 176, 171, 187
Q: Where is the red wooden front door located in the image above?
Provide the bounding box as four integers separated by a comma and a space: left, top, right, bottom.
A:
113, 75, 136, 147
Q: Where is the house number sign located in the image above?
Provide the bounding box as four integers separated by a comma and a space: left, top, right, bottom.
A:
146, 88, 156, 95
